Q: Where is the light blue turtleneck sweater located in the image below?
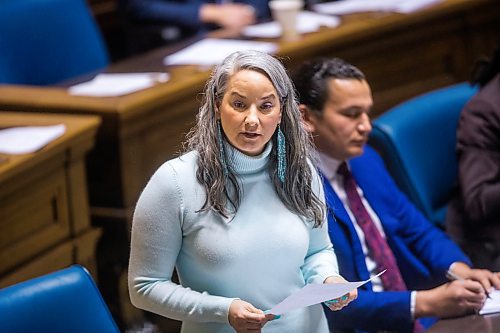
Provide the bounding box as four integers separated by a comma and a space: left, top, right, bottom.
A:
129, 143, 339, 333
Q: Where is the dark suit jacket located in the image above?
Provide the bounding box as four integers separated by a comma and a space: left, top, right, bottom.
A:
124, 0, 270, 34
448, 74, 500, 240
323, 146, 470, 333
446, 73, 500, 270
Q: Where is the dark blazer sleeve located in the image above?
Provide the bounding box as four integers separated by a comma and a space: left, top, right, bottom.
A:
456, 78, 500, 223
125, 0, 270, 29
241, 0, 271, 20
327, 290, 413, 332
126, 0, 203, 29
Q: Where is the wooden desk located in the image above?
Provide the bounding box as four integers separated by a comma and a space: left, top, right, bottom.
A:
0, 112, 101, 287
0, 0, 497, 228
427, 313, 500, 333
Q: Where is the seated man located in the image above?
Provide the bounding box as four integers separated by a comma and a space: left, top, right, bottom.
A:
292, 57, 500, 333
122, 0, 270, 41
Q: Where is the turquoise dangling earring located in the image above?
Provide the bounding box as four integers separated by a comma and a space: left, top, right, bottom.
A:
277, 124, 286, 183
217, 120, 228, 176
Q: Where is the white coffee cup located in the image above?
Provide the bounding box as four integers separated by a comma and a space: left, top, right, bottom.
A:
269, 0, 304, 41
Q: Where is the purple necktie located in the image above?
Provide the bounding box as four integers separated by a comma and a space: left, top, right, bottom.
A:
337, 163, 425, 333
338, 162, 407, 291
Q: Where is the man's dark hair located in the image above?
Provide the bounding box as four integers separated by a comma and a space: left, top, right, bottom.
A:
471, 35, 500, 87
292, 57, 365, 113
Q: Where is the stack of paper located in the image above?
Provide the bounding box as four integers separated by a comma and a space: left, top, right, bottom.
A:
0, 124, 66, 154
314, 0, 442, 15
68, 72, 169, 97
163, 39, 277, 67
243, 11, 341, 38
480, 290, 500, 315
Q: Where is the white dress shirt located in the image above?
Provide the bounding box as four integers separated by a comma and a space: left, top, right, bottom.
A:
317, 152, 417, 317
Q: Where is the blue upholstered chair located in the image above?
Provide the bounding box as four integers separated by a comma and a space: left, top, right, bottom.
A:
0, 265, 120, 333
368, 83, 478, 227
0, 0, 109, 85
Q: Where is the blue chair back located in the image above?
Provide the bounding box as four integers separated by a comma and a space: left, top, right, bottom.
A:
0, 265, 120, 333
369, 83, 478, 227
0, 0, 109, 85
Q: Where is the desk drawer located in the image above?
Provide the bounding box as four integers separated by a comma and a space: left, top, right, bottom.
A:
0, 240, 73, 288
0, 167, 71, 275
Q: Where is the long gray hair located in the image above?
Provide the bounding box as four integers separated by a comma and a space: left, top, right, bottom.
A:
185, 50, 325, 227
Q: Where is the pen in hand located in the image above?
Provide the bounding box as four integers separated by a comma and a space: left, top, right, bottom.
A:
446, 269, 492, 299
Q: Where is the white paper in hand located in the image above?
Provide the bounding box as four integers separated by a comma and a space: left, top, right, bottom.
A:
268, 270, 385, 315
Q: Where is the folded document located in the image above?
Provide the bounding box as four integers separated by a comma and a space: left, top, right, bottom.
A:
268, 270, 385, 315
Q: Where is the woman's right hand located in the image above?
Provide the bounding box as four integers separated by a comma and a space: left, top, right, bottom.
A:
228, 299, 271, 332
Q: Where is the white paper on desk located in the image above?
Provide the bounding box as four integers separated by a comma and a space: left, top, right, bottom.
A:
68, 72, 170, 97
480, 290, 500, 315
267, 270, 385, 315
313, 0, 442, 16
0, 124, 66, 154
394, 0, 442, 14
163, 39, 277, 67
243, 11, 340, 38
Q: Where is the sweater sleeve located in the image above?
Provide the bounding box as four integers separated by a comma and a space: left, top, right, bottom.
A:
301, 165, 340, 284
128, 162, 235, 323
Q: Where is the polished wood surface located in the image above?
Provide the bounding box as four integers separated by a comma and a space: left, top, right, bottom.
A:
427, 313, 500, 333
1, 0, 498, 227
0, 112, 101, 287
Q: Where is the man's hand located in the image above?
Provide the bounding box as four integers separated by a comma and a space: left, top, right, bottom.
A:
200, 4, 256, 30
415, 279, 487, 318
228, 299, 271, 333
450, 262, 500, 294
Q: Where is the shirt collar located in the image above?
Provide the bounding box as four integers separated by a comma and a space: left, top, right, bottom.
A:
317, 151, 346, 180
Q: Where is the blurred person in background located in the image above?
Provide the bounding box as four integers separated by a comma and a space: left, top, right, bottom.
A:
120, 0, 270, 52
447, 38, 500, 272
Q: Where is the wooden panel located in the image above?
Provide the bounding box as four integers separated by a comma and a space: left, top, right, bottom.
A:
0, 165, 71, 275
0, 112, 100, 287
0, 240, 73, 288
66, 158, 93, 235
461, 6, 500, 72
119, 95, 200, 208
331, 20, 467, 116
74, 227, 102, 279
